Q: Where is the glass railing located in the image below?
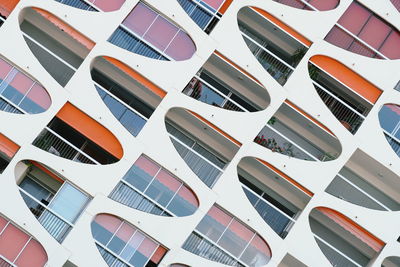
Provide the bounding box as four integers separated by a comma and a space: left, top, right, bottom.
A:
33, 128, 98, 164
384, 133, 400, 157
95, 83, 147, 137
55, 0, 98, 11
312, 81, 366, 134
242, 184, 295, 237
314, 234, 362, 267
19, 188, 73, 242
177, 0, 219, 33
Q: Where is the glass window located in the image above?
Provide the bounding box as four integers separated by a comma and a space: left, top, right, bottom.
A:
123, 3, 157, 37
0, 224, 30, 262
0, 60, 12, 81
108, 222, 136, 255
164, 30, 197, 61
167, 185, 199, 216
120, 231, 145, 261
196, 206, 232, 242
358, 16, 391, 50
14, 239, 48, 267
217, 220, 254, 257
337, 2, 371, 35
2, 71, 34, 105
131, 238, 158, 267
123, 156, 160, 191
19, 83, 51, 114
90, 0, 126, 11
240, 235, 271, 267
92, 214, 122, 245
143, 16, 179, 51
145, 169, 181, 207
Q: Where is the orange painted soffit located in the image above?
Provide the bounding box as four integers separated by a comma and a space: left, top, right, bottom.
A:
30, 161, 64, 183
219, 0, 233, 14
310, 55, 382, 104
250, 7, 312, 47
188, 110, 241, 146
0, 133, 19, 158
256, 158, 313, 197
0, 0, 20, 17
317, 207, 385, 252
285, 100, 334, 136
103, 56, 166, 99
32, 8, 95, 50
214, 51, 264, 87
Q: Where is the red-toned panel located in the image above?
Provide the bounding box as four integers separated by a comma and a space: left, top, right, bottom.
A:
15, 239, 48, 267
0, 224, 29, 262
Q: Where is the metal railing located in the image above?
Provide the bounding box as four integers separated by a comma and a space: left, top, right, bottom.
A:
242, 184, 295, 237
0, 256, 15, 267
0, 97, 23, 114
33, 127, 99, 164
312, 81, 366, 134
19, 188, 73, 242
95, 83, 147, 137
314, 234, 362, 267
384, 132, 400, 157
177, 0, 219, 32
239, 27, 295, 85
55, 0, 98, 11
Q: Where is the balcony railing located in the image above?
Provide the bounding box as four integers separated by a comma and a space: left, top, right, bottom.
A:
95, 83, 147, 137
326, 173, 391, 211
255, 124, 327, 161
177, 0, 220, 33
312, 80, 366, 134
33, 127, 99, 164
0, 256, 14, 267
241, 184, 295, 238
22, 32, 77, 87
384, 132, 400, 157
19, 188, 73, 242
0, 97, 23, 114
314, 234, 362, 267
55, 0, 98, 11
182, 75, 247, 112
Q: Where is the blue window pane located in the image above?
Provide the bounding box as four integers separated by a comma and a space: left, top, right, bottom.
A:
103, 95, 126, 119
119, 109, 146, 137
167, 194, 197, 216
123, 165, 155, 192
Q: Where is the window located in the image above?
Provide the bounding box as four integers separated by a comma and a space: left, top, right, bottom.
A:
108, 2, 196, 61
54, 0, 126, 12
0, 57, 50, 114
325, 1, 400, 59
183, 205, 271, 266
273, 0, 339, 11
378, 104, 400, 157
0, 215, 48, 267
110, 155, 199, 217
91, 214, 167, 267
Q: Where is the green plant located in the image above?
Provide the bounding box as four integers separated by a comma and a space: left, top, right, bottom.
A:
267, 116, 277, 125
291, 47, 308, 66
308, 63, 321, 80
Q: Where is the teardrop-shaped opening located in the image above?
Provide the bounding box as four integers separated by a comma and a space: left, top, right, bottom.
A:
238, 157, 312, 238
254, 101, 341, 161
325, 149, 400, 211
378, 103, 400, 158
0, 56, 51, 114
272, 0, 339, 11
237, 6, 312, 85
15, 160, 91, 242
0, 0, 20, 25
91, 56, 165, 137
109, 154, 199, 217
182, 204, 272, 266
325, 1, 400, 59
53, 0, 126, 12
0, 133, 19, 174
91, 213, 168, 266
32, 102, 124, 164
382, 256, 400, 267
0, 214, 48, 267
19, 7, 95, 86
176, 0, 233, 33
182, 51, 270, 112
108, 1, 196, 61
308, 55, 382, 134
309, 207, 385, 266
165, 107, 241, 188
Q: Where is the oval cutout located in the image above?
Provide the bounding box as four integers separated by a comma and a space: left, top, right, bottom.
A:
15, 160, 91, 242
0, 57, 51, 114
91, 213, 167, 266
182, 52, 270, 112
272, 0, 339, 11
91, 56, 165, 137
53, 0, 126, 12
237, 6, 312, 85
325, 1, 400, 59
0, 214, 48, 267
108, 1, 196, 61
309, 207, 384, 266
254, 101, 342, 161
109, 154, 199, 217
378, 104, 400, 158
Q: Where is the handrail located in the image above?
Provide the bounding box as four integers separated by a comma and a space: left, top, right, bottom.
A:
43, 127, 100, 165
240, 31, 295, 71
18, 187, 74, 227
94, 82, 148, 121
241, 182, 296, 222
336, 173, 390, 211
313, 234, 363, 267
263, 124, 320, 161
168, 133, 225, 172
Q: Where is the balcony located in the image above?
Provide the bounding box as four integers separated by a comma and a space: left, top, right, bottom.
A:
176, 0, 231, 33
310, 207, 384, 267
379, 104, 400, 158
108, 1, 196, 61
54, 0, 126, 12
0, 134, 19, 174
91, 56, 164, 137
20, 8, 93, 86
182, 53, 270, 112
237, 7, 311, 85
238, 157, 312, 238
165, 108, 240, 188
91, 214, 167, 267
254, 102, 341, 161
33, 103, 122, 164
326, 149, 400, 211
16, 161, 90, 242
